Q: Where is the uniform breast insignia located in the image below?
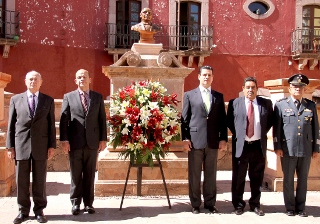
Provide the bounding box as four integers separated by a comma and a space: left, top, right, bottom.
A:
284, 108, 292, 112
304, 117, 309, 121
304, 109, 312, 112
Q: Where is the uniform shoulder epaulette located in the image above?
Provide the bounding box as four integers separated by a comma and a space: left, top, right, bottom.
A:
303, 98, 316, 104
276, 97, 287, 102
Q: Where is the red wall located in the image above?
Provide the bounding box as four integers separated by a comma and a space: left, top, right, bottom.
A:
0, 0, 318, 102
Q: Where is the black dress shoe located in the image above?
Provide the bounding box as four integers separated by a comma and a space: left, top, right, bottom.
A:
285, 210, 295, 216
297, 210, 308, 217
72, 205, 80, 215
191, 207, 200, 214
35, 213, 47, 223
13, 213, 29, 224
84, 206, 95, 214
234, 207, 244, 215
204, 205, 219, 213
251, 207, 265, 216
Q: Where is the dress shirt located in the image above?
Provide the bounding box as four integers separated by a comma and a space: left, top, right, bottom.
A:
27, 90, 39, 111
244, 97, 261, 141
199, 85, 211, 106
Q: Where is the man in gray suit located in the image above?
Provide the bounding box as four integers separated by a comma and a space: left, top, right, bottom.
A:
60, 69, 107, 215
181, 65, 228, 214
273, 74, 319, 217
6, 71, 56, 223
227, 77, 273, 216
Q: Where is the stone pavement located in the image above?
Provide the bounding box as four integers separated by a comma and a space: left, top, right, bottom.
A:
0, 171, 319, 224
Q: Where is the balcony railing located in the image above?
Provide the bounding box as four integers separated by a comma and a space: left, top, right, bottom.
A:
0, 9, 20, 39
104, 23, 213, 51
291, 28, 320, 54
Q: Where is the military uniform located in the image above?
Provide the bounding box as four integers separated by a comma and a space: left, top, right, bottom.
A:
273, 74, 320, 215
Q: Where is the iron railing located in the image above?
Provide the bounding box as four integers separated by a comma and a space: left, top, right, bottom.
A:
0, 9, 20, 38
104, 23, 214, 51
291, 28, 320, 54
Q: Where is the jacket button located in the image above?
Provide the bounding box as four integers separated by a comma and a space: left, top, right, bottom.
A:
298, 133, 301, 136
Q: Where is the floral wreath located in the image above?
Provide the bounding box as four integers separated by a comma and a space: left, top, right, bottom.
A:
108, 80, 181, 167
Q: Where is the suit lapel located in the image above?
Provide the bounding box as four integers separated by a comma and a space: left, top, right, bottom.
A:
241, 97, 246, 116
299, 98, 307, 112
287, 98, 298, 112
73, 90, 86, 116
21, 91, 32, 118
195, 87, 207, 113
256, 97, 263, 117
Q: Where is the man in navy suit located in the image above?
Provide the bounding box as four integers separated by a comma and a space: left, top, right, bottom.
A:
60, 69, 107, 215
181, 65, 228, 214
227, 77, 273, 216
7, 71, 56, 223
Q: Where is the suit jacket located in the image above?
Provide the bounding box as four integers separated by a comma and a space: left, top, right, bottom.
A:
59, 90, 107, 150
273, 97, 319, 157
6, 92, 56, 160
227, 96, 273, 158
181, 87, 228, 149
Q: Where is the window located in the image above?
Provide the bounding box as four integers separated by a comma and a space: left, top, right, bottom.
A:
0, 0, 5, 37
243, 0, 275, 19
177, 1, 201, 50
116, 0, 141, 48
301, 5, 320, 52
248, 2, 269, 15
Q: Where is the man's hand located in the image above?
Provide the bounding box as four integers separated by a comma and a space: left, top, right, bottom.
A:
48, 148, 54, 160
274, 149, 283, 157
183, 140, 192, 152
7, 148, 15, 160
312, 152, 319, 159
98, 141, 107, 153
218, 140, 227, 151
61, 141, 70, 154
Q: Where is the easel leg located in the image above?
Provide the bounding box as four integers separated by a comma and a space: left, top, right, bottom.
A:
158, 158, 172, 209
120, 162, 132, 210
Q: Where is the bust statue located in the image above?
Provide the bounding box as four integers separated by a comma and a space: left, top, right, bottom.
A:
131, 8, 161, 44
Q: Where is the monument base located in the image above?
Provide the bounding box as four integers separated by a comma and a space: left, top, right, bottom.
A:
0, 147, 16, 196
131, 43, 163, 55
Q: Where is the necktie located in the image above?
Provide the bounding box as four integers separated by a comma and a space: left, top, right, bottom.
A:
295, 100, 301, 110
204, 89, 211, 112
80, 92, 88, 115
246, 100, 254, 138
29, 94, 36, 117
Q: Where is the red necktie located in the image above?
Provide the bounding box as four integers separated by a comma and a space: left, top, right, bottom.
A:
246, 100, 254, 138
80, 92, 88, 115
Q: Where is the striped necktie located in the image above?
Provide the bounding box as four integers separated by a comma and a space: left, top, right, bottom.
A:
80, 92, 88, 115
29, 94, 36, 117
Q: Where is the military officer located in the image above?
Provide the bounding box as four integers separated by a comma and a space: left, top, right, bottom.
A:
273, 73, 320, 217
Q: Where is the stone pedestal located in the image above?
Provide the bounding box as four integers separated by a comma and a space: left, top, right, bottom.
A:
263, 78, 320, 191
98, 44, 194, 196
0, 72, 14, 196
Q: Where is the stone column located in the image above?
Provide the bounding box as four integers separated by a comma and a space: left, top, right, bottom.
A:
0, 72, 14, 196
264, 78, 320, 191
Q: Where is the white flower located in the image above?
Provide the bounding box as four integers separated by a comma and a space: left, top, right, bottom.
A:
138, 95, 145, 103
148, 101, 159, 110
121, 127, 129, 135
142, 88, 151, 96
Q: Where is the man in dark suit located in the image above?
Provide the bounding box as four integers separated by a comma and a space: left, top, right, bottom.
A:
181, 65, 228, 214
227, 77, 273, 216
59, 69, 107, 215
273, 74, 319, 217
6, 71, 56, 223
